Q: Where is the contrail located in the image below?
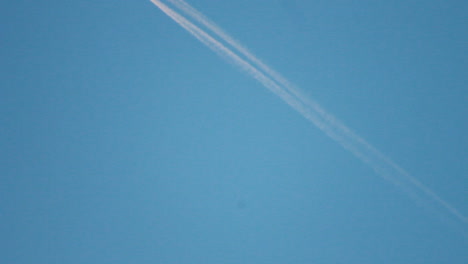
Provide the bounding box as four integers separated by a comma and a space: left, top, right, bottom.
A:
150, 0, 467, 232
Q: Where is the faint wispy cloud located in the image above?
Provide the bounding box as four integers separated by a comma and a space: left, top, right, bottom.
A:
150, 0, 467, 234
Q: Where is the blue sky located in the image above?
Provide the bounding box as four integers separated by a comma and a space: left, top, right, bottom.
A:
1, 0, 467, 263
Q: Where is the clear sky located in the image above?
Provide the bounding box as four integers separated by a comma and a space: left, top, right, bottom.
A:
1, 0, 467, 263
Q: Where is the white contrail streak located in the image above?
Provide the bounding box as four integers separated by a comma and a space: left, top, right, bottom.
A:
150, 0, 467, 231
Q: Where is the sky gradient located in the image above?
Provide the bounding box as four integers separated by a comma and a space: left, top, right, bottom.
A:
1, 0, 467, 263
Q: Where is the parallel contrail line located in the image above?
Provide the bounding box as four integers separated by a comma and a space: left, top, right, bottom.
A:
150, 0, 467, 230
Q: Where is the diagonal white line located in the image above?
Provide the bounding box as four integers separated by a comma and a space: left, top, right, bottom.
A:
150, 0, 467, 233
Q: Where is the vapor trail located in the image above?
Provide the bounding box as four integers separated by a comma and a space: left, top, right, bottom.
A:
150, 0, 467, 231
